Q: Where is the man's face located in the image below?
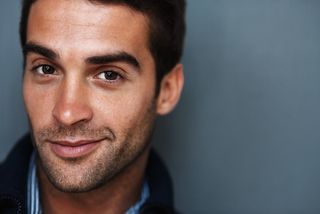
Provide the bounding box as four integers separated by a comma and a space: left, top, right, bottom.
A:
23, 0, 157, 192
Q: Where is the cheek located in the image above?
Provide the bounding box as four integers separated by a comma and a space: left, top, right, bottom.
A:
93, 68, 157, 130
94, 89, 155, 132
23, 80, 55, 129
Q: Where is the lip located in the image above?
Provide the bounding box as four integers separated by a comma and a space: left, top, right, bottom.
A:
49, 139, 102, 159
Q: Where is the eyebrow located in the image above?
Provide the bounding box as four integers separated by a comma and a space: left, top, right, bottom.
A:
23, 42, 59, 60
86, 52, 140, 69
23, 42, 140, 69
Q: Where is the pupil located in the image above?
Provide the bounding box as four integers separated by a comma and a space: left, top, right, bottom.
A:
105, 71, 117, 80
43, 65, 53, 74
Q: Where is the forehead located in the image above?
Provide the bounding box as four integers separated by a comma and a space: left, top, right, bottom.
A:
27, 0, 151, 60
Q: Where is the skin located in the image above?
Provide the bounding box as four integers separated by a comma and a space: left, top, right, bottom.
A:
23, 0, 184, 213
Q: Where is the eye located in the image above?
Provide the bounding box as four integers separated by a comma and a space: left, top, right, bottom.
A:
34, 64, 56, 75
96, 70, 122, 82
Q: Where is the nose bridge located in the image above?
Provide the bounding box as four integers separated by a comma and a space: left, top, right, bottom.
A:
53, 72, 93, 126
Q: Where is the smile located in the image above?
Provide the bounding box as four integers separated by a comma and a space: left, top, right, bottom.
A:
49, 139, 103, 159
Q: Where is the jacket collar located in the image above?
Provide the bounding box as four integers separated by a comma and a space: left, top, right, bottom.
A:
0, 134, 33, 214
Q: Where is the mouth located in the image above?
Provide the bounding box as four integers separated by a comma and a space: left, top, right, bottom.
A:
48, 139, 104, 159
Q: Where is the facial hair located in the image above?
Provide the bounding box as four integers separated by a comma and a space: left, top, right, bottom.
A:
31, 102, 156, 193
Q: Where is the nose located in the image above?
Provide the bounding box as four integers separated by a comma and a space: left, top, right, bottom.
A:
52, 78, 93, 126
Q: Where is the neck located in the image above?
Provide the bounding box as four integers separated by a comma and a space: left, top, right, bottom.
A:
37, 147, 150, 214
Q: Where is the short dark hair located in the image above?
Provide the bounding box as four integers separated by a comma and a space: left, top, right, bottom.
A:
19, 0, 186, 84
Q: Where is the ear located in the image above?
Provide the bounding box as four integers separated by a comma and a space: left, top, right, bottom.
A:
156, 63, 184, 115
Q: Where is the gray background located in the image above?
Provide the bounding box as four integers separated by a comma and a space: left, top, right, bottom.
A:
1, 0, 320, 213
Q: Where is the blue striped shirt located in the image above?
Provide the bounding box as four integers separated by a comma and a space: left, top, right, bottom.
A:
27, 152, 149, 214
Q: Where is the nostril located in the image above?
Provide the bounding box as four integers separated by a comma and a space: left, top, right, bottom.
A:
52, 101, 93, 126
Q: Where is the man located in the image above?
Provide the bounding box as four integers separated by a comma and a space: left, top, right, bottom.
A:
0, 0, 185, 213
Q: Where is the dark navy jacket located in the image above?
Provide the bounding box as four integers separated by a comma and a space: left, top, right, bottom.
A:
0, 134, 176, 214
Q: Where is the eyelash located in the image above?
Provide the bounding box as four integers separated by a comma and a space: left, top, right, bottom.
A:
31, 64, 124, 84
31, 64, 56, 75
95, 70, 123, 83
